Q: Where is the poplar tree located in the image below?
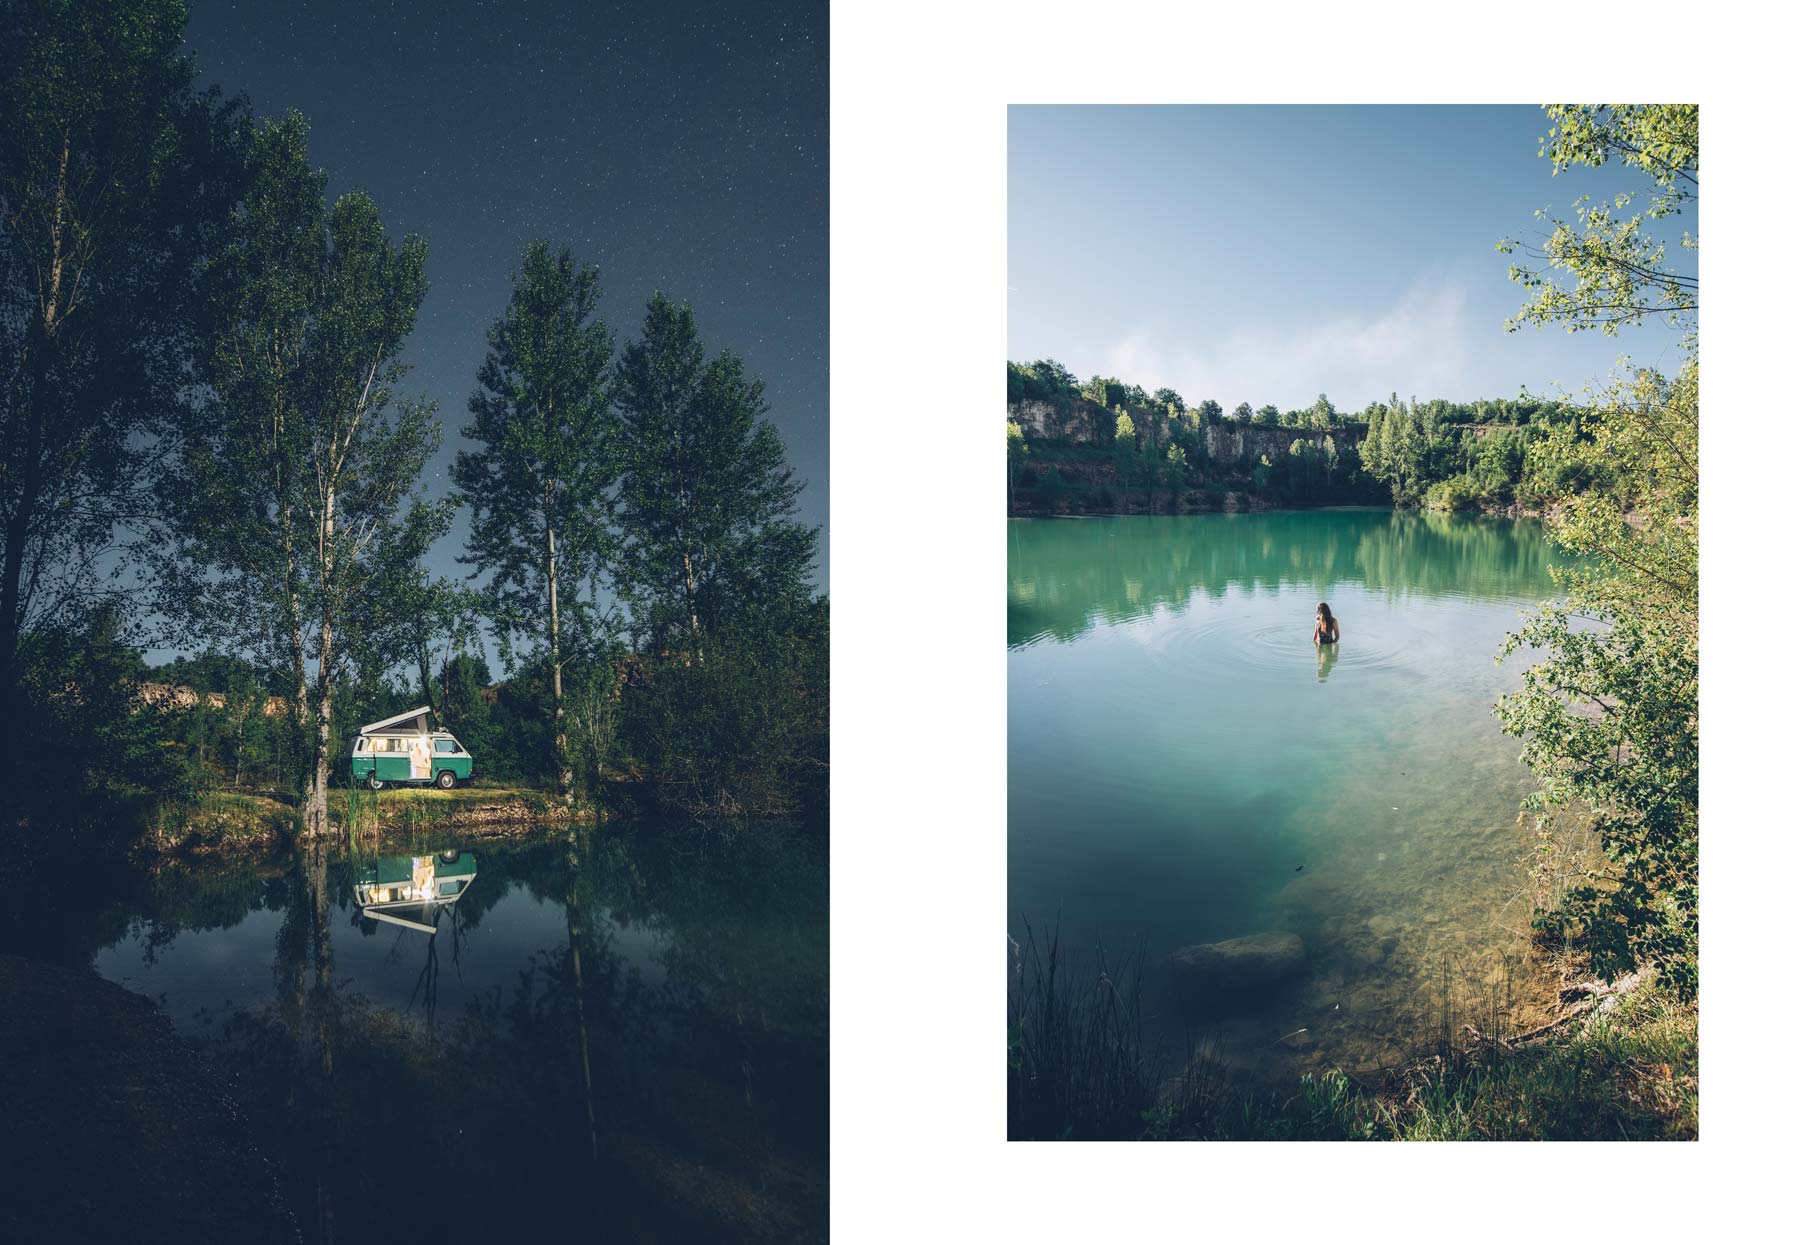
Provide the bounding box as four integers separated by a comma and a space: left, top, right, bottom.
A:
158, 112, 436, 838
453, 242, 620, 802
613, 294, 817, 665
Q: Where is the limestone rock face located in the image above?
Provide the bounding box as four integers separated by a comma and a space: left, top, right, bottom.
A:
1166, 932, 1306, 994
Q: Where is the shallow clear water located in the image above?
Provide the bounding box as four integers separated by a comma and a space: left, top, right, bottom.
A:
70, 822, 827, 1242
1008, 509, 1573, 1080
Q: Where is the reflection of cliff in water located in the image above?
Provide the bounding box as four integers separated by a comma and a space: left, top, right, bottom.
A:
1007, 510, 1570, 648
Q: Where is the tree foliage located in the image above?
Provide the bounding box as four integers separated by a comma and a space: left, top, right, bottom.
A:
4, 4, 828, 836
454, 241, 621, 798
613, 293, 818, 662
620, 601, 828, 820
1498, 104, 1697, 335
0, 0, 242, 766
1495, 106, 1699, 995
156, 111, 437, 836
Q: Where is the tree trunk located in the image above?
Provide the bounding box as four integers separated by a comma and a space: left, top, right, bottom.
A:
416, 639, 438, 724
278, 490, 311, 796
302, 488, 335, 841
546, 504, 572, 805
0, 336, 51, 765
305, 632, 332, 840
0, 478, 34, 756
682, 548, 704, 666
2, 139, 75, 772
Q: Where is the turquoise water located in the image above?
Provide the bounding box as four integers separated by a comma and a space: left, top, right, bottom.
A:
1008, 509, 1573, 1078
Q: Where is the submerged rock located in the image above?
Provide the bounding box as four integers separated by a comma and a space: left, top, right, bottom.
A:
1166, 931, 1306, 994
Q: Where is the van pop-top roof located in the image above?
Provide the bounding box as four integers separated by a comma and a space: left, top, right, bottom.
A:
357, 706, 433, 736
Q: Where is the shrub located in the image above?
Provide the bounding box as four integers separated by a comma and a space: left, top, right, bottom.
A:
1424, 473, 1481, 511
619, 609, 827, 821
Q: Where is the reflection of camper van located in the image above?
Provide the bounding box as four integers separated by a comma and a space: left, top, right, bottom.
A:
349, 707, 473, 789
354, 851, 477, 933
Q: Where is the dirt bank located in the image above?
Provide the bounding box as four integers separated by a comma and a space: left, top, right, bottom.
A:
0, 954, 301, 1243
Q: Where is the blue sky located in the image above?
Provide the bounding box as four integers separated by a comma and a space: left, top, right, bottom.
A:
1008, 105, 1693, 412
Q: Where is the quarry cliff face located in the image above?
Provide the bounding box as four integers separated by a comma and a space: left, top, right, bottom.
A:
1008, 398, 1365, 460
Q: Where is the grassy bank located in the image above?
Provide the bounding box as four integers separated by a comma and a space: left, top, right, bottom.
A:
146, 790, 297, 855
1007, 927, 1696, 1142
1219, 981, 1696, 1140
336, 783, 591, 839
143, 782, 594, 858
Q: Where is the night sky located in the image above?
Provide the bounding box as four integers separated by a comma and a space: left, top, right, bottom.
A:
180, 0, 828, 622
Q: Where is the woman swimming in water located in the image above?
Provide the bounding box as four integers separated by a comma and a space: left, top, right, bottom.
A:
1312, 601, 1339, 646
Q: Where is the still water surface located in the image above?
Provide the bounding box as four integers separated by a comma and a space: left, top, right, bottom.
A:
74, 822, 826, 1242
1008, 509, 1572, 1080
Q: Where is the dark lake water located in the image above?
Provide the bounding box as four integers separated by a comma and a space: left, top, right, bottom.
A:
57, 821, 826, 1242
1008, 509, 1573, 1081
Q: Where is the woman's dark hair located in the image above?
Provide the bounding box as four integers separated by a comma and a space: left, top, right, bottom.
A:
1317, 602, 1334, 625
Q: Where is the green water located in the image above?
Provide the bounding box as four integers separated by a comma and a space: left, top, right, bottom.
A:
1008, 509, 1573, 1079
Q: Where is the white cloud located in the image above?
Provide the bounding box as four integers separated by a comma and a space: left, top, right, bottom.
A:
1095, 277, 1478, 413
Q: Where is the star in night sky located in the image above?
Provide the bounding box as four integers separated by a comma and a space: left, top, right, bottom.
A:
183, 0, 829, 589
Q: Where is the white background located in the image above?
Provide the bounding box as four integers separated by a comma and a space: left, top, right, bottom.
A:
830, 2, 1793, 1238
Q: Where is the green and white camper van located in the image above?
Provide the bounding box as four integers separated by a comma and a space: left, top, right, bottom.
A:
349, 706, 473, 789
353, 851, 478, 933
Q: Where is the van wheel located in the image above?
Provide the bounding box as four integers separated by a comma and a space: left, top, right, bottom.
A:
436, 770, 456, 790
367, 775, 384, 790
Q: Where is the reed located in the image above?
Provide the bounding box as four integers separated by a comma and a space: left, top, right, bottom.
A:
1007, 920, 1224, 1140
1006, 921, 1694, 1140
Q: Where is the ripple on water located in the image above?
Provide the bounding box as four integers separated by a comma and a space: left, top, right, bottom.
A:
1125, 602, 1426, 684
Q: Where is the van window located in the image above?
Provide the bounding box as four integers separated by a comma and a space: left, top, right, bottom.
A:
435, 739, 457, 754
355, 737, 368, 753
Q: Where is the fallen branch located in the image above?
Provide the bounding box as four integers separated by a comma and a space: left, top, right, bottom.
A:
1462, 971, 1643, 1051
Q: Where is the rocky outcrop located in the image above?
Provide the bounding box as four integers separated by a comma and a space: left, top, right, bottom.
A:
1166, 931, 1306, 993
135, 681, 292, 717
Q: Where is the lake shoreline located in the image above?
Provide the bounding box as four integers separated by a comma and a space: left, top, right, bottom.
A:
1008, 498, 1544, 519
140, 785, 602, 862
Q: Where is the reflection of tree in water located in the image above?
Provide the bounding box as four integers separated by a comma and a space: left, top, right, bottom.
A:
284, 839, 339, 1244
202, 823, 826, 1243
565, 822, 599, 1161
1354, 510, 1567, 602
1008, 511, 1571, 647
